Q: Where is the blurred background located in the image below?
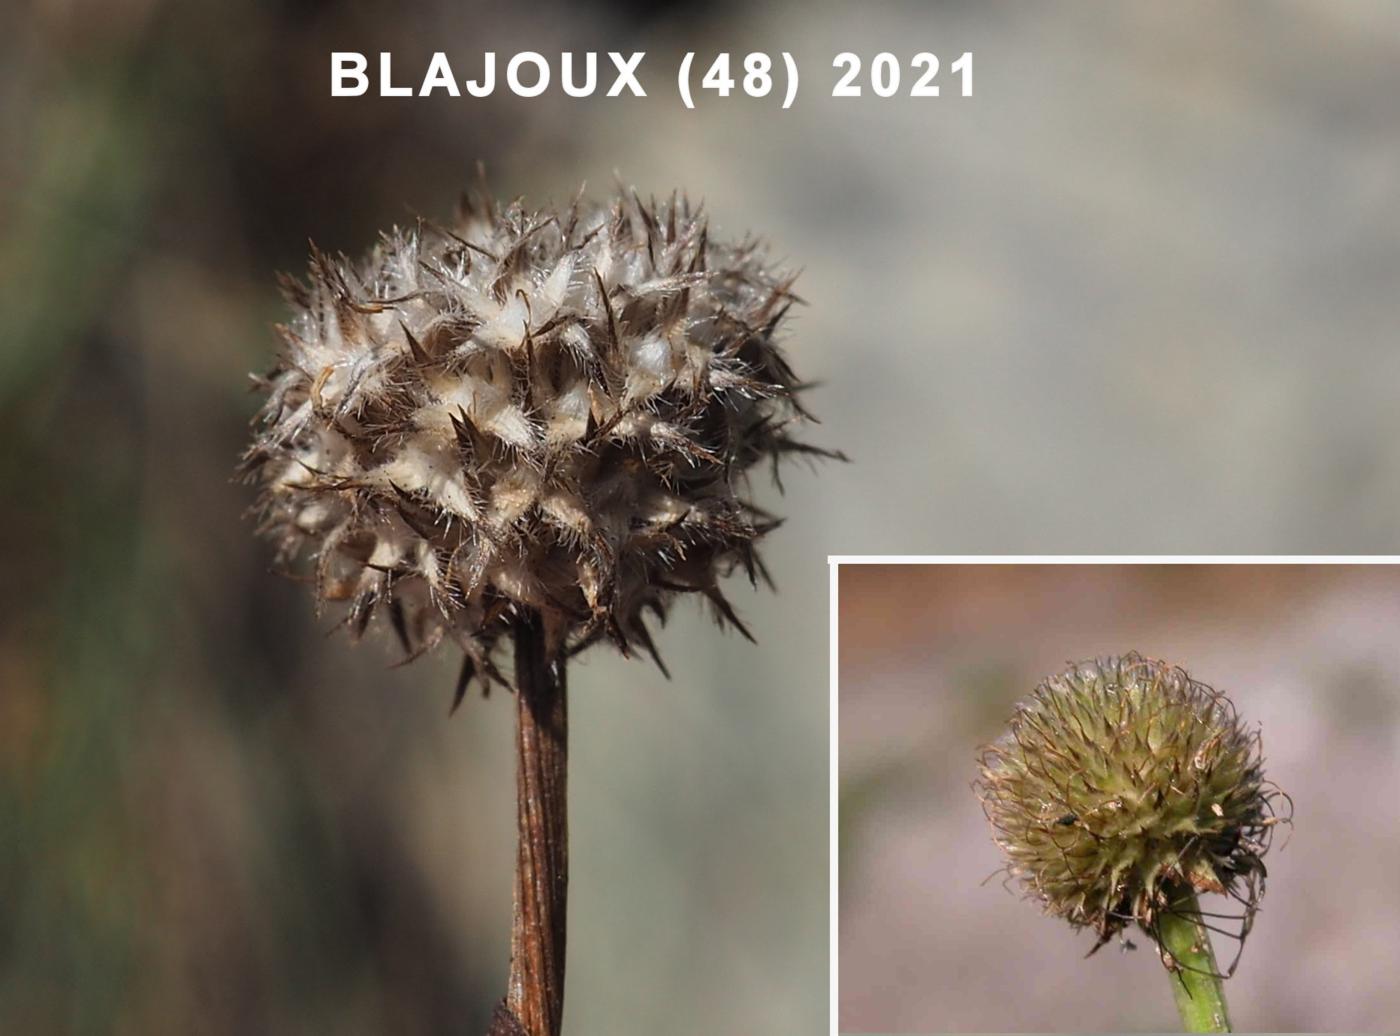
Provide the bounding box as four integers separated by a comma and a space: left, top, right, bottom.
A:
839, 563, 1400, 1032
4, 0, 1400, 1033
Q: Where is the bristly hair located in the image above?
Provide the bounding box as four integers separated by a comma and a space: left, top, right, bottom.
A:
241, 181, 842, 704
975, 653, 1291, 975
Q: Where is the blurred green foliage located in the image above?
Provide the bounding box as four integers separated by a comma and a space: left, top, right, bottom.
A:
0, 4, 829, 1034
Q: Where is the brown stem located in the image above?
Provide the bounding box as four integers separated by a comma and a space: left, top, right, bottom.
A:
489, 610, 568, 1036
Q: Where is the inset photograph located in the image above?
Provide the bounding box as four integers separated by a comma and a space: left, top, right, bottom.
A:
837, 561, 1400, 1033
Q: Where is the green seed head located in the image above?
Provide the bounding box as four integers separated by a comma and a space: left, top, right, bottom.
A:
976, 653, 1287, 962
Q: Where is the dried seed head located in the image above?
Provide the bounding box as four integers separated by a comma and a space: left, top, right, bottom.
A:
976, 653, 1289, 967
242, 185, 837, 697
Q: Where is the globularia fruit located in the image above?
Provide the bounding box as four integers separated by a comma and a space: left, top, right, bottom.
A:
976, 653, 1288, 1014
244, 186, 832, 700
242, 183, 835, 1036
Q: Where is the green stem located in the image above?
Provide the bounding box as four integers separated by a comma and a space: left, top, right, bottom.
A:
1157, 887, 1231, 1033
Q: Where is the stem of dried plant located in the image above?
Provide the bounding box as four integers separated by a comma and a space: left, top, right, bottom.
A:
488, 611, 567, 1036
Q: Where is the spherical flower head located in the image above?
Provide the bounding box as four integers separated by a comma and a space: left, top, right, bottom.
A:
976, 653, 1288, 964
242, 186, 837, 697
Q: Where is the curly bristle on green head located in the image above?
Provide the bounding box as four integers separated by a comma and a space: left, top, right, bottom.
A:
976, 653, 1290, 971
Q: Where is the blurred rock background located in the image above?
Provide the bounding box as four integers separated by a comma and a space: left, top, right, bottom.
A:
839, 564, 1400, 1032
4, 0, 1400, 1033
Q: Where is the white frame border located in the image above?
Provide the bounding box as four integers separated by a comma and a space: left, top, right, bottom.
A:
825, 554, 1400, 1035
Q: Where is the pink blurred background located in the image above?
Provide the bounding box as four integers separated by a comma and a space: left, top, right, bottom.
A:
840, 563, 1400, 1032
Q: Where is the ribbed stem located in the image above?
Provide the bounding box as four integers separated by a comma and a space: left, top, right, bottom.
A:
1158, 887, 1231, 1033
488, 612, 568, 1036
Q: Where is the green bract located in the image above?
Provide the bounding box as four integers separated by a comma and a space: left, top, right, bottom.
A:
976, 653, 1285, 965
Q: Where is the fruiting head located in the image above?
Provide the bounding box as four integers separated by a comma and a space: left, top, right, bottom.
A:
976, 653, 1288, 967
242, 185, 838, 700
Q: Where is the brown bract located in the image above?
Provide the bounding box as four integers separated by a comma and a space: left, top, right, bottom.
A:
242, 186, 837, 704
